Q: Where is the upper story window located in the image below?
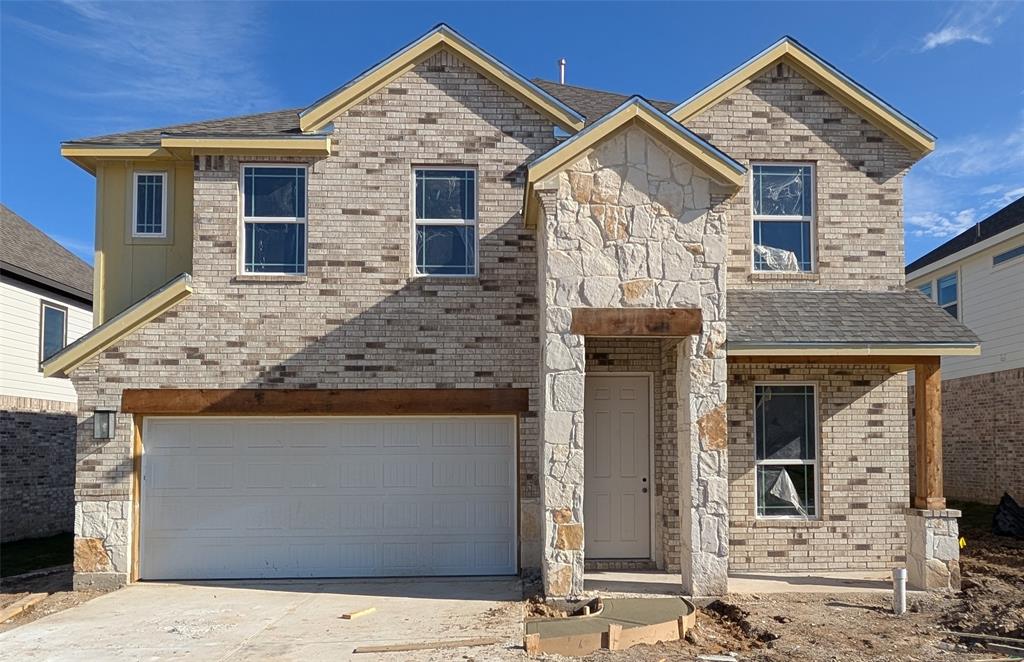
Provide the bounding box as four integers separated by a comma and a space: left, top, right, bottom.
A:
413, 168, 477, 276
936, 272, 958, 318
751, 163, 814, 272
993, 244, 1024, 266
755, 384, 818, 518
241, 165, 307, 274
40, 301, 67, 364
918, 282, 933, 300
133, 172, 167, 237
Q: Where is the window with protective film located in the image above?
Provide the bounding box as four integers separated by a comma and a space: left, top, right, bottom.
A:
751, 164, 814, 272
413, 168, 476, 276
241, 165, 307, 274
754, 384, 818, 518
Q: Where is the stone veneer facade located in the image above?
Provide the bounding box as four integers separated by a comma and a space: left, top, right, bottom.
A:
67, 47, 938, 595
534, 125, 729, 598
0, 396, 77, 542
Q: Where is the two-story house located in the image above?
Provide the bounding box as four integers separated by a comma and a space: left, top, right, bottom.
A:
1, 204, 93, 542
46, 26, 979, 598
907, 196, 1023, 505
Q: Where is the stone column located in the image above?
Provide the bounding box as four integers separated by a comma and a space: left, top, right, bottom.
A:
677, 325, 730, 596
906, 508, 961, 591
536, 188, 587, 600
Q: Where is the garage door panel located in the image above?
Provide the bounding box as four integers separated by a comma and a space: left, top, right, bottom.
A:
141, 416, 516, 579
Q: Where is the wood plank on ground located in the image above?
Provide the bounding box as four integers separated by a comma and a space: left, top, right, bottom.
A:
0, 593, 47, 623
353, 636, 501, 654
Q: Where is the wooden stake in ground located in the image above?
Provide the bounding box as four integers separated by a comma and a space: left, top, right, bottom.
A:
340, 607, 376, 620
353, 636, 501, 654
0, 593, 47, 623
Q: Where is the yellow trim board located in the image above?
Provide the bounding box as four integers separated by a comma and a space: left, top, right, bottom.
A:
524, 97, 745, 226
42, 273, 193, 378
60, 146, 172, 174
160, 136, 331, 154
299, 24, 585, 133
670, 38, 935, 156
727, 343, 980, 357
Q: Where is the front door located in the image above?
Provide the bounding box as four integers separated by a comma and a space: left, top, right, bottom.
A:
584, 375, 651, 559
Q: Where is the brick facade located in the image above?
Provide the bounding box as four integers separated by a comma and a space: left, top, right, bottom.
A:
685, 63, 914, 292
728, 364, 908, 572
0, 396, 77, 543
909, 367, 1024, 504
70, 49, 556, 587
68, 46, 929, 591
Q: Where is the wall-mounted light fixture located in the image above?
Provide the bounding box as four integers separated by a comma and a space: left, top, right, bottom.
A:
94, 409, 116, 439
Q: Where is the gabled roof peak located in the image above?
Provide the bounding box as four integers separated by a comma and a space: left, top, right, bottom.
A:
670, 35, 935, 156
298, 23, 585, 133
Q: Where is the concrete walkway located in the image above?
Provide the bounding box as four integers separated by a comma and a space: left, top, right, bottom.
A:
0, 578, 526, 661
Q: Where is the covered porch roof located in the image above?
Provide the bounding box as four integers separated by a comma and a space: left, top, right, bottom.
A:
726, 289, 980, 357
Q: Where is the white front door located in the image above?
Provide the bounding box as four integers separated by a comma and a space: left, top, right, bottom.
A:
140, 415, 517, 580
584, 375, 651, 559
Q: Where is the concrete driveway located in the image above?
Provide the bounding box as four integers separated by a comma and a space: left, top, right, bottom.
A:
0, 578, 527, 661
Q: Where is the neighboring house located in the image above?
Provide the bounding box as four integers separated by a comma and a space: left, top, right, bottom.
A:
0, 204, 93, 542
46, 26, 978, 597
906, 197, 1024, 505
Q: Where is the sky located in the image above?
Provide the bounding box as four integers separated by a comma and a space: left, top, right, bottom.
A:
1, 1, 1021, 265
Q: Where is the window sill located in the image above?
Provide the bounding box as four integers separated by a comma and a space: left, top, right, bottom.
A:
748, 271, 820, 283
232, 274, 307, 283
751, 517, 825, 528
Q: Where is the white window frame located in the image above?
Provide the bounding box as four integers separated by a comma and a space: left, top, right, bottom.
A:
934, 270, 959, 320
239, 164, 308, 276
411, 166, 478, 278
993, 243, 1024, 268
750, 162, 816, 273
917, 281, 933, 300
39, 300, 68, 367
753, 382, 820, 521
132, 171, 168, 238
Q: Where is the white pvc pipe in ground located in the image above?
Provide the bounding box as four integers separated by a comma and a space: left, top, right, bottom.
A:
892, 567, 907, 615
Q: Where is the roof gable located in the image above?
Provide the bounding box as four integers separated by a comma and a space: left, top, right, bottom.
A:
299, 24, 585, 133
524, 97, 744, 227
670, 37, 935, 156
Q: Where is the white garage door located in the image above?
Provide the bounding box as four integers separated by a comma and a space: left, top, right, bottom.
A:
140, 416, 517, 580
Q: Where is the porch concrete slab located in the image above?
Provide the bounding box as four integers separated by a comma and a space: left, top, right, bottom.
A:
0, 577, 525, 661
584, 570, 895, 596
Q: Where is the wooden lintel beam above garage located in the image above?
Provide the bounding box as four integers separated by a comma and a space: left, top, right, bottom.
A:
569, 308, 703, 337
121, 388, 530, 416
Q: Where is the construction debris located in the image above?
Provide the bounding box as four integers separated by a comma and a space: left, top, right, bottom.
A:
352, 636, 501, 654
0, 593, 47, 623
340, 607, 376, 620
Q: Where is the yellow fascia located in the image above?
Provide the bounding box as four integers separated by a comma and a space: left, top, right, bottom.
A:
524, 99, 744, 226
727, 344, 981, 357
299, 26, 585, 134
42, 273, 194, 378
60, 145, 171, 174
160, 136, 331, 155
670, 39, 935, 157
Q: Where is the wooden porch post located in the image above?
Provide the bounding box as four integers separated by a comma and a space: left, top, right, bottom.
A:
914, 359, 946, 510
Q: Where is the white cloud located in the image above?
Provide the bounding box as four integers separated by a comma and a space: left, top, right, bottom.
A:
7, 1, 279, 128
920, 2, 1008, 51
906, 209, 977, 238
920, 122, 1024, 178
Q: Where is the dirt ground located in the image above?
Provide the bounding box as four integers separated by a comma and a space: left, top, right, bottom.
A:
0, 567, 112, 633
577, 512, 1024, 662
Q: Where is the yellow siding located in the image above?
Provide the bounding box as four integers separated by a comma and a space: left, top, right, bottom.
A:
94, 161, 193, 323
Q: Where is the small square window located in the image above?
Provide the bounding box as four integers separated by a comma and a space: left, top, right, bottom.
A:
133, 172, 167, 237
413, 168, 477, 276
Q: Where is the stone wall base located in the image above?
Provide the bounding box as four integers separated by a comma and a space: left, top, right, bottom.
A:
73, 571, 127, 591
906, 508, 961, 591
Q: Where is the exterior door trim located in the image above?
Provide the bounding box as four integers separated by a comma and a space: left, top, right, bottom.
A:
584, 372, 656, 561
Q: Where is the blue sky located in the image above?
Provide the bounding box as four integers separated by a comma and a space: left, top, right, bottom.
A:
1, 1, 1021, 264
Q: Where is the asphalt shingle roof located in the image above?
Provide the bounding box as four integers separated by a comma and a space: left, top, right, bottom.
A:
906, 197, 1024, 274
533, 79, 677, 124
65, 108, 304, 146
727, 289, 979, 347
0, 204, 93, 301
